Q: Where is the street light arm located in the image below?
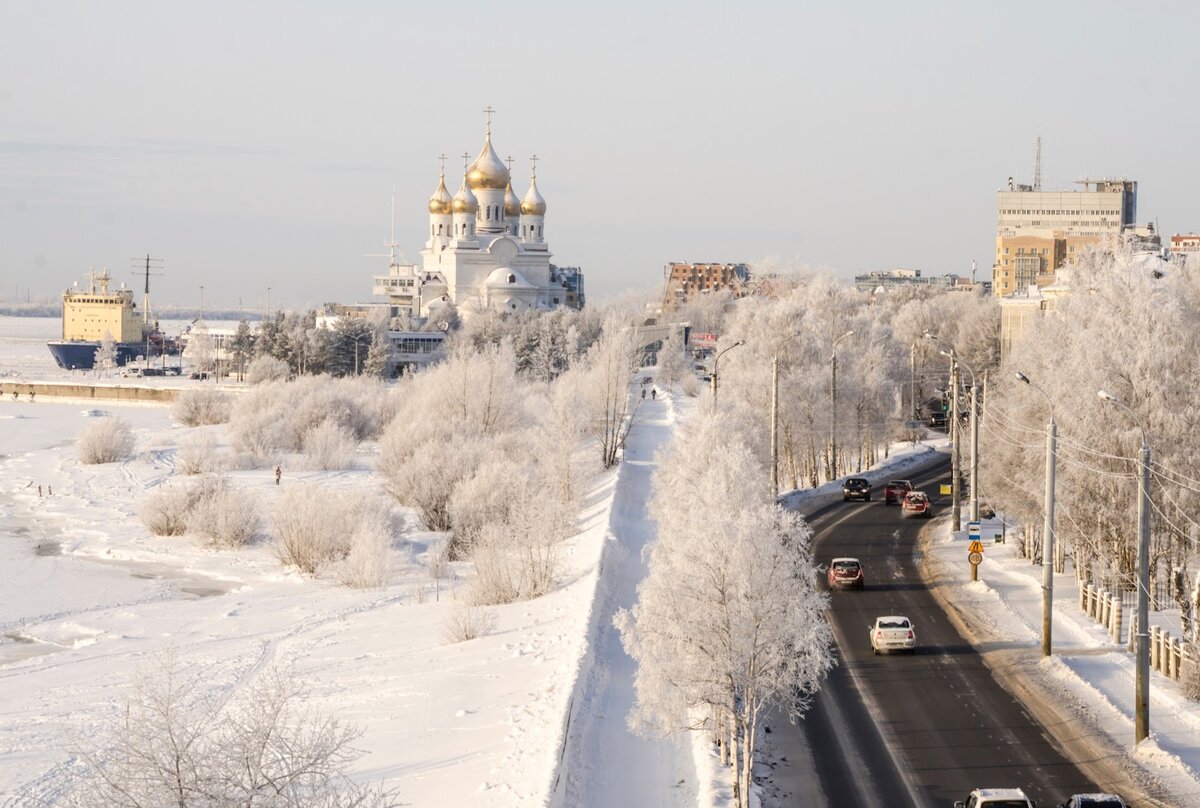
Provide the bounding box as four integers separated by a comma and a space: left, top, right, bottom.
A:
1098, 390, 1147, 446
1015, 371, 1054, 419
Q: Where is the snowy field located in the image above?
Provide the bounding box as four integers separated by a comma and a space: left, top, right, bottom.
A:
925, 518, 1200, 806
0, 315, 635, 804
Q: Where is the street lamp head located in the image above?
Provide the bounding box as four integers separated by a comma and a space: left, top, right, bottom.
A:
1098, 390, 1117, 402
939, 349, 953, 360
1015, 371, 1030, 385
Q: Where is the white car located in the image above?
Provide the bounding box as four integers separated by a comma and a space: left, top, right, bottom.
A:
868, 615, 915, 655
954, 787, 1036, 808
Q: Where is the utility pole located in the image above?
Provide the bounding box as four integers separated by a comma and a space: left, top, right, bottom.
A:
1017, 371, 1056, 657
970, 384, 980, 523
1098, 389, 1151, 743
710, 340, 744, 404
771, 353, 781, 498
910, 342, 916, 420
830, 330, 854, 482
950, 358, 961, 532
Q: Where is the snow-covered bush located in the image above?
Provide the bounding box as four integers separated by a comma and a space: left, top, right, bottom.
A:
1182, 646, 1200, 702
468, 493, 570, 605
228, 375, 392, 467
64, 652, 399, 807
447, 453, 530, 554
336, 499, 396, 589
140, 475, 258, 546
273, 486, 395, 578
679, 373, 701, 397
171, 388, 231, 426
245, 354, 290, 384
184, 479, 260, 548
302, 419, 357, 471
441, 603, 496, 644
380, 431, 486, 533
175, 432, 222, 475
77, 417, 135, 464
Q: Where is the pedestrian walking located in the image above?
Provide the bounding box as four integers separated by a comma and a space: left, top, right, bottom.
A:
641, 388, 646, 400
275, 465, 282, 486
38, 485, 42, 497
651, 388, 657, 400
48, 485, 52, 496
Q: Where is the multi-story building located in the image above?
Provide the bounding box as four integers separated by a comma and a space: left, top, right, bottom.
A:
853, 268, 986, 294
993, 178, 1137, 297
1171, 233, 1200, 253
662, 262, 750, 308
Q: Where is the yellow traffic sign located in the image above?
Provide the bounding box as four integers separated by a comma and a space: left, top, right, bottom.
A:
968, 540, 985, 553
940, 483, 953, 495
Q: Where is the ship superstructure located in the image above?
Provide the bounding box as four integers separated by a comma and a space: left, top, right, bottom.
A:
47, 266, 174, 370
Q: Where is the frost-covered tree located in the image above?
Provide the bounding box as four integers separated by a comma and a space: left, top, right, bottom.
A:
93, 331, 117, 378
184, 324, 215, 373
65, 652, 399, 807
980, 241, 1200, 601
230, 319, 254, 381
616, 412, 834, 807
363, 328, 392, 378
580, 313, 641, 469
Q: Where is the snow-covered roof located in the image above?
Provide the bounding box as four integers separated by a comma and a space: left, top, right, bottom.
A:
484, 267, 534, 289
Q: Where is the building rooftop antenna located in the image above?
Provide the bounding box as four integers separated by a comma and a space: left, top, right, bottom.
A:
1032, 136, 1042, 192
130, 254, 164, 324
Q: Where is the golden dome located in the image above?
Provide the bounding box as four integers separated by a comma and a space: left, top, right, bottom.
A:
451, 175, 478, 215
428, 174, 452, 215
504, 181, 521, 218
521, 176, 547, 216
467, 134, 510, 190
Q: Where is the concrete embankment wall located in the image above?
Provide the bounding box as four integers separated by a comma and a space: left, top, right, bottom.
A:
1, 381, 180, 403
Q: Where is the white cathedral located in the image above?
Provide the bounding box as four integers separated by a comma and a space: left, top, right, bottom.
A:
373, 117, 584, 317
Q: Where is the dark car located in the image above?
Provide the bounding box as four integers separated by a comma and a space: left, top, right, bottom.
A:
1058, 795, 1128, 808
883, 479, 913, 505
842, 477, 871, 502
827, 557, 864, 591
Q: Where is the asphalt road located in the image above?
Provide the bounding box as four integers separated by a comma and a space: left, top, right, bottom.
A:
765, 459, 1102, 808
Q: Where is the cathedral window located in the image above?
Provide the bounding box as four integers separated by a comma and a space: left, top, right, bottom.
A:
508, 274, 516, 284
486, 207, 491, 221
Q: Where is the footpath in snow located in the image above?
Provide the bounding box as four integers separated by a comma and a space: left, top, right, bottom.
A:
552, 389, 697, 807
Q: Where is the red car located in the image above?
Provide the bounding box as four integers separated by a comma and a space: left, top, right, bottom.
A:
883, 479, 914, 505
827, 557, 864, 590
901, 491, 932, 519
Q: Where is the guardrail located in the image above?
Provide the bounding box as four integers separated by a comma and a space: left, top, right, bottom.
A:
1079, 583, 1124, 643
1078, 583, 1195, 682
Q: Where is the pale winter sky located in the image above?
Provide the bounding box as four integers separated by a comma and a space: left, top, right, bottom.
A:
2, 1, 1198, 311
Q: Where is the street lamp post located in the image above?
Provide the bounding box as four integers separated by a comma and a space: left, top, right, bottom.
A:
829, 330, 855, 482
199, 285, 205, 323
1016, 371, 1056, 657
942, 350, 980, 524
1099, 389, 1151, 745
771, 333, 801, 499
710, 340, 744, 403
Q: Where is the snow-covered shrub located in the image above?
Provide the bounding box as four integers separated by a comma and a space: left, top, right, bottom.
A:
336, 498, 396, 589
64, 652, 399, 807
185, 479, 260, 548
77, 417, 135, 464
141, 481, 203, 536
468, 494, 570, 605
302, 419, 357, 471
1182, 646, 1200, 702
447, 453, 530, 554
140, 475, 258, 546
175, 432, 222, 475
441, 603, 496, 644
228, 376, 392, 467
679, 373, 701, 397
245, 355, 290, 384
379, 431, 486, 533
273, 486, 395, 578
171, 388, 231, 426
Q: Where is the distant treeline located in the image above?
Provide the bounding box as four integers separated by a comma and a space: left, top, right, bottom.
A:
0, 303, 263, 321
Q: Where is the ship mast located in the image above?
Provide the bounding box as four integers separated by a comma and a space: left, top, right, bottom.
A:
131, 254, 163, 325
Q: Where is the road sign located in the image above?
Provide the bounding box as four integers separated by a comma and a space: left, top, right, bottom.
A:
968, 551, 983, 565
939, 483, 952, 495
968, 540, 985, 553
968, 521, 981, 539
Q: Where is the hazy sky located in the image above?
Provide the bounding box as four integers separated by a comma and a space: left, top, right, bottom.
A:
3, 1, 1198, 311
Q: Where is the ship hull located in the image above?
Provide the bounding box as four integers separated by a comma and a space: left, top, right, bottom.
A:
47, 341, 148, 370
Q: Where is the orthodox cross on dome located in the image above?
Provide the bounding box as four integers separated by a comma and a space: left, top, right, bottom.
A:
482, 105, 496, 135
505, 155, 513, 172
530, 153, 539, 179
438, 153, 446, 178
461, 152, 471, 173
